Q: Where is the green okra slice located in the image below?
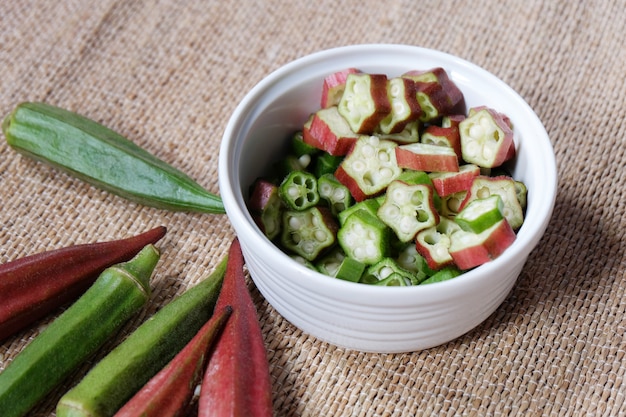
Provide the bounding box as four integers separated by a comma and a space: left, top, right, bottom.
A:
316, 247, 365, 282
317, 173, 353, 216
377, 181, 440, 243
373, 273, 410, 286
281, 207, 338, 261
395, 243, 433, 284
419, 266, 462, 285
312, 152, 344, 178
361, 258, 415, 286
455, 194, 504, 234
279, 170, 320, 211
338, 209, 390, 265
249, 179, 283, 240
337, 197, 381, 226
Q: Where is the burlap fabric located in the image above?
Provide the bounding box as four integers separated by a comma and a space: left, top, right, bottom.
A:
1, 1, 624, 416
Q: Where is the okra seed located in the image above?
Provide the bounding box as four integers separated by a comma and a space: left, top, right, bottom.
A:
476, 187, 491, 199
352, 160, 366, 172
377, 150, 390, 162
298, 154, 311, 167
400, 217, 414, 232
315, 230, 327, 242
434, 246, 448, 258
361, 144, 375, 157
380, 167, 393, 179
469, 124, 484, 139
289, 217, 302, 229
333, 189, 346, 200
380, 266, 394, 279
393, 101, 405, 114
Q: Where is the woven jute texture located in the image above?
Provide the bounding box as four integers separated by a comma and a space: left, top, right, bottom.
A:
1, 1, 625, 416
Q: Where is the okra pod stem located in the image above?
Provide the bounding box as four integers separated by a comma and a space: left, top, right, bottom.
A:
56, 255, 228, 417
0, 226, 166, 341
0, 244, 160, 417
2, 102, 225, 214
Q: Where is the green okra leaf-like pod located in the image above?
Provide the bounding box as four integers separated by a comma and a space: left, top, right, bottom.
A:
2, 102, 224, 214
0, 244, 160, 417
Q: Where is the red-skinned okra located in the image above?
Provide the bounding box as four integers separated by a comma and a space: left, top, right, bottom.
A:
321, 68, 361, 108
459, 106, 515, 168
199, 239, 273, 417
112, 306, 232, 417
402, 67, 465, 122
395, 142, 460, 173
249, 179, 282, 240
415, 217, 461, 270
378, 77, 422, 134
334, 135, 402, 202
429, 164, 480, 197
420, 124, 462, 162
460, 175, 524, 230
338, 73, 391, 134
377, 181, 440, 243
0, 226, 166, 341
449, 218, 517, 270
307, 106, 359, 156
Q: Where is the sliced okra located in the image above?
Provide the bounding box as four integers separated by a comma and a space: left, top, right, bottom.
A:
394, 244, 430, 283
455, 194, 504, 234
317, 248, 366, 282
377, 181, 439, 243
377, 120, 421, 144
440, 191, 467, 218
459, 107, 515, 168
419, 266, 462, 285
395, 142, 459, 173
291, 129, 320, 158
461, 175, 524, 230
337, 209, 390, 265
420, 124, 462, 161
308, 106, 360, 156
402, 67, 465, 122
321, 68, 360, 108
429, 164, 480, 197
290, 255, 319, 272
334, 135, 402, 202
337, 73, 391, 134
279, 170, 320, 211
362, 257, 415, 286
317, 173, 353, 216
449, 218, 516, 270
281, 207, 338, 261
249, 179, 283, 240
415, 217, 461, 270
378, 77, 421, 134
337, 197, 381, 226
312, 152, 344, 178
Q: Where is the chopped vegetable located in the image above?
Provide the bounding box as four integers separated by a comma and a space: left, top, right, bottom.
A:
0, 226, 166, 341
0, 245, 160, 417
338, 209, 390, 265
249, 179, 282, 240
317, 173, 353, 216
378, 77, 421, 134
307, 106, 360, 156
449, 219, 517, 270
395, 142, 460, 173
321, 68, 360, 108
279, 170, 320, 211
281, 207, 338, 261
338, 73, 391, 134
459, 106, 515, 168
455, 194, 505, 234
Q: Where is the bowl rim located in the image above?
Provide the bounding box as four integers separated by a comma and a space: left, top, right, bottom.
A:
219, 43, 558, 300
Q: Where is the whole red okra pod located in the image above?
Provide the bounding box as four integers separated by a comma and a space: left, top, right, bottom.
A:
198, 238, 273, 417
0, 226, 166, 341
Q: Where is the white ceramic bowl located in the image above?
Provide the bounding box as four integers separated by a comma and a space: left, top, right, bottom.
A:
218, 44, 557, 353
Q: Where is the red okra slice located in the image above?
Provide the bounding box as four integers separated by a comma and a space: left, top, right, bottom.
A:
317, 173, 353, 216
378, 77, 421, 134
337, 73, 391, 134
334, 135, 402, 202
415, 217, 461, 270
249, 179, 283, 240
395, 142, 460, 173
440, 191, 467, 218
321, 68, 361, 108
279, 170, 320, 211
449, 218, 517, 270
402, 67, 465, 122
459, 106, 515, 168
337, 209, 391, 265
460, 175, 524, 230
420, 124, 462, 162
429, 163, 480, 197
281, 207, 338, 261
377, 181, 440, 243
377, 120, 421, 144
308, 106, 359, 156
455, 194, 505, 234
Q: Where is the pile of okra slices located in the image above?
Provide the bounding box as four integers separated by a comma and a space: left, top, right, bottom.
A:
248, 67, 527, 286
